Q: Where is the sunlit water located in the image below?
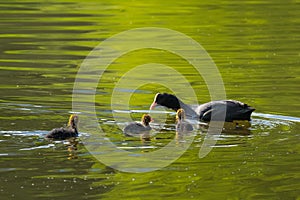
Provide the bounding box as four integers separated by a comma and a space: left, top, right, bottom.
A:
0, 0, 299, 199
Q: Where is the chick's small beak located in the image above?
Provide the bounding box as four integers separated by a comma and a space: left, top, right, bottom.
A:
150, 102, 157, 110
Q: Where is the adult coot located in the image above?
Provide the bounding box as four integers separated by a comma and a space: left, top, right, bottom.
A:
150, 93, 255, 122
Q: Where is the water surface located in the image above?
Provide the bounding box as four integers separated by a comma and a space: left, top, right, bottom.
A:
0, 0, 299, 199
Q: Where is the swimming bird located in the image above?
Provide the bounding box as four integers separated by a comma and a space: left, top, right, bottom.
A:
176, 108, 194, 133
123, 114, 152, 137
150, 93, 255, 122
46, 114, 79, 140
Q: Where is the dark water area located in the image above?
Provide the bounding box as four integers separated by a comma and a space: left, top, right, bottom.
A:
0, 0, 299, 199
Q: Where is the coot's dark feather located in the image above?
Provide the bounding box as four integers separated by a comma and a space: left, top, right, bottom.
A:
46, 127, 78, 140
196, 100, 255, 122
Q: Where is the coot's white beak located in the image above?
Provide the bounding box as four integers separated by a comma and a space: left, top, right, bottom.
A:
150, 102, 157, 110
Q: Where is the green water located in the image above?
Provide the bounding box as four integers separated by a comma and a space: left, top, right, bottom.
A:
0, 0, 299, 199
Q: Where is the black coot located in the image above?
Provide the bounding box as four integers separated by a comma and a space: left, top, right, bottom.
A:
150, 93, 255, 122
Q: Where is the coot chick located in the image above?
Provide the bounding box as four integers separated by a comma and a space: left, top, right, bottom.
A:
150, 93, 255, 122
123, 114, 152, 137
176, 109, 193, 133
46, 114, 79, 140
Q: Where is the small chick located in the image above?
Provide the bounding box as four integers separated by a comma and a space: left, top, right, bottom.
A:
123, 114, 152, 137
46, 114, 79, 140
176, 109, 193, 133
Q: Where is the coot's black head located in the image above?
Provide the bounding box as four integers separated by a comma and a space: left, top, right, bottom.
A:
150, 93, 181, 111
142, 114, 152, 126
